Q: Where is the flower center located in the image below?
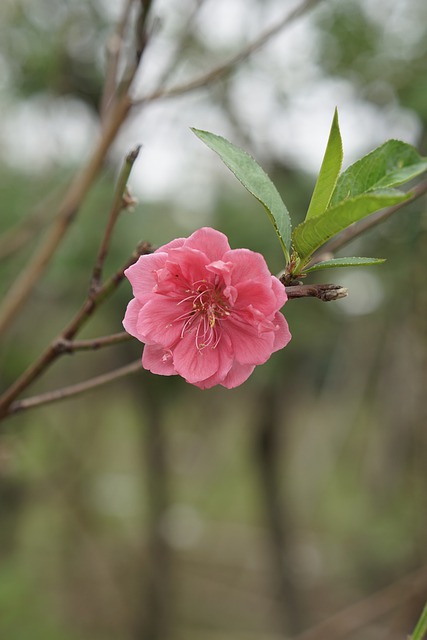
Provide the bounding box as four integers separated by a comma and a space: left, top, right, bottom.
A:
177, 280, 230, 350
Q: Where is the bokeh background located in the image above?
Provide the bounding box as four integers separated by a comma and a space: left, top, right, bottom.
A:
0, 0, 426, 638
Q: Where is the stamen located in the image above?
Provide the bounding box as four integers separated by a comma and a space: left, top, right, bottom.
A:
176, 279, 230, 351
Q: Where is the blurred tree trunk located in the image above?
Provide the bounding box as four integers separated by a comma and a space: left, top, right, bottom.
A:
254, 382, 305, 636
133, 376, 173, 640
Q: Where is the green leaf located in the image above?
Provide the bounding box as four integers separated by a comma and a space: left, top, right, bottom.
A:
305, 108, 343, 220
331, 140, 427, 206
192, 128, 292, 262
293, 189, 410, 262
410, 601, 427, 640
304, 257, 385, 273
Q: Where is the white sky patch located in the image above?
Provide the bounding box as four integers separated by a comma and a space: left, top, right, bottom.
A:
195, 0, 255, 49
263, 79, 421, 174
0, 96, 98, 173
0, 0, 423, 204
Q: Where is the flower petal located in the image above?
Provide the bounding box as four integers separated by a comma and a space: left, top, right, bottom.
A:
173, 334, 226, 383
222, 248, 272, 287
137, 297, 188, 346
123, 298, 142, 339
224, 314, 275, 365
125, 253, 168, 303
191, 337, 234, 388
185, 227, 230, 261
163, 246, 211, 289
271, 276, 287, 308
142, 344, 177, 376
233, 281, 277, 316
156, 237, 186, 253
271, 311, 292, 352
221, 362, 256, 389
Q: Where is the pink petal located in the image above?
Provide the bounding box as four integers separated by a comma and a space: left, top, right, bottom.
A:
125, 253, 168, 303
190, 337, 234, 388
271, 276, 287, 308
233, 281, 277, 316
137, 297, 187, 346
156, 237, 186, 253
223, 315, 275, 365
173, 334, 227, 383
185, 227, 230, 261
222, 248, 272, 287
271, 311, 292, 352
221, 362, 256, 389
206, 260, 234, 280
123, 298, 143, 339
142, 344, 177, 376
163, 247, 211, 289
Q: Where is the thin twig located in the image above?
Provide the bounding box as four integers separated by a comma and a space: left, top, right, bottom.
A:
149, 0, 207, 95
100, 0, 136, 120
0, 0, 154, 337
133, 0, 324, 106
309, 177, 427, 266
56, 332, 132, 353
6, 360, 142, 418
90, 144, 141, 293
0, 243, 152, 420
285, 283, 348, 301
0, 94, 132, 337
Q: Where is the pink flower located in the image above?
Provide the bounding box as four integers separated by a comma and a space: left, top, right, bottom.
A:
123, 227, 291, 389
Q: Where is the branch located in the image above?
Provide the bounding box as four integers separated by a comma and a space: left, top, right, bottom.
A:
0, 94, 132, 338
148, 0, 208, 95
90, 144, 141, 293
133, 0, 324, 105
0, 0, 154, 337
56, 332, 132, 353
100, 0, 136, 120
285, 283, 348, 301
6, 360, 142, 419
0, 243, 152, 420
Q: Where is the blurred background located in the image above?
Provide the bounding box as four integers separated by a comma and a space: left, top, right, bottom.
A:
0, 0, 426, 638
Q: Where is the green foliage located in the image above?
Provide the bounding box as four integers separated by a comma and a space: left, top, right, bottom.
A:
304, 257, 386, 273
410, 602, 427, 640
194, 114, 427, 278
330, 140, 427, 206
192, 128, 292, 262
305, 108, 343, 220
292, 189, 409, 264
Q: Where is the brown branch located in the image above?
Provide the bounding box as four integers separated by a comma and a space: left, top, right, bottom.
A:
90, 144, 141, 293
148, 0, 208, 95
309, 177, 427, 266
133, 0, 324, 106
100, 0, 136, 120
0, 95, 132, 338
6, 360, 142, 418
56, 332, 132, 353
0, 243, 152, 421
0, 0, 155, 338
285, 283, 348, 301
